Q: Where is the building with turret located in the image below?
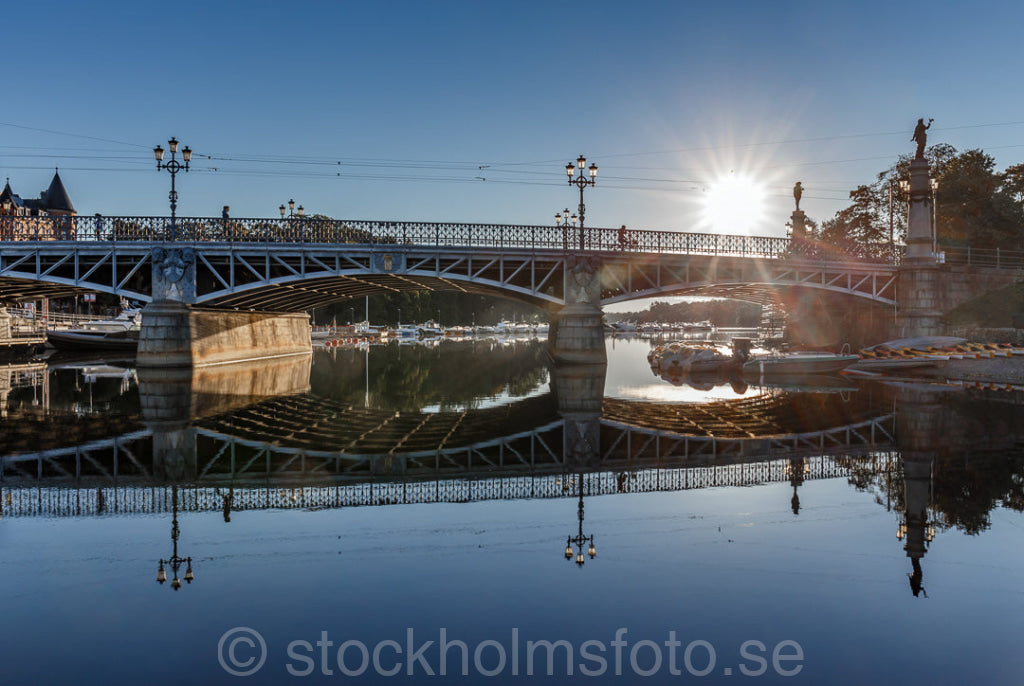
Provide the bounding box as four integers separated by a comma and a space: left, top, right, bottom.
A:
0, 170, 76, 240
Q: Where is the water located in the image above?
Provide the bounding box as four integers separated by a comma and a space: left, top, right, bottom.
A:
1, 337, 1023, 685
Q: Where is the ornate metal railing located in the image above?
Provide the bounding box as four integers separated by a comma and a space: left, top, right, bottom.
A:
941, 246, 1024, 270
0, 215, 802, 258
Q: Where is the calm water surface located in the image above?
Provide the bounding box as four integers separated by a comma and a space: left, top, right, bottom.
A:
1, 336, 1023, 685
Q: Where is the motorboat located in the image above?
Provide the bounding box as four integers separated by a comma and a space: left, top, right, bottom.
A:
76, 309, 142, 333
395, 324, 419, 339
417, 321, 444, 337
47, 328, 139, 350
742, 351, 860, 376
47, 309, 142, 350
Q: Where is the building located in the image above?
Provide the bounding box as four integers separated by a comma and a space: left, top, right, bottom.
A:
0, 170, 77, 239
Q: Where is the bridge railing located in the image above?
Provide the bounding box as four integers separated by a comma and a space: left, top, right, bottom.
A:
1, 215, 801, 258
941, 245, 1024, 270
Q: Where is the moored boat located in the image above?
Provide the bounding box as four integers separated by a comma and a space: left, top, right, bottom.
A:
742, 351, 860, 376
47, 328, 139, 350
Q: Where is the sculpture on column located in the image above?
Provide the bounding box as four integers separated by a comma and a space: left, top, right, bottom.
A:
912, 118, 933, 159
792, 182, 803, 211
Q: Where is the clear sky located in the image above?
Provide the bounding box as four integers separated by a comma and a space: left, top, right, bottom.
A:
3, 0, 1024, 237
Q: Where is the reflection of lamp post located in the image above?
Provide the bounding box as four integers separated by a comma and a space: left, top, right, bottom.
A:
156, 485, 195, 591
563, 474, 596, 566
154, 137, 192, 241
784, 457, 810, 515
565, 155, 597, 251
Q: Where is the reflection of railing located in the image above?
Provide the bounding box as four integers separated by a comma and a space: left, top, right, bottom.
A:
0, 453, 900, 517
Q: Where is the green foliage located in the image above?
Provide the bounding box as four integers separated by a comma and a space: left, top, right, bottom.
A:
807, 145, 1024, 255
312, 291, 547, 327
607, 299, 761, 327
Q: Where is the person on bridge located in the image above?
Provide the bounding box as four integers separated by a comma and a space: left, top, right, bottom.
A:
618, 224, 628, 250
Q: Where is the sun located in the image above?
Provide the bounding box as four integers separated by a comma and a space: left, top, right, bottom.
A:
701, 172, 767, 234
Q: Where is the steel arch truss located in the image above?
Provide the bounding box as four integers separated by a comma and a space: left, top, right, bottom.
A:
192, 245, 568, 310
0, 243, 153, 303
600, 255, 899, 306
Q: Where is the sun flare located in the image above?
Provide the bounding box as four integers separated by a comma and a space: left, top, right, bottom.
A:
701, 172, 767, 234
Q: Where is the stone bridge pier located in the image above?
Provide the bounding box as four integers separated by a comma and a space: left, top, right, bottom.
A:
138, 247, 312, 367
549, 256, 607, 366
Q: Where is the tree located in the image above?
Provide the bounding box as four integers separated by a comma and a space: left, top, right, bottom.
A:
811, 145, 1024, 255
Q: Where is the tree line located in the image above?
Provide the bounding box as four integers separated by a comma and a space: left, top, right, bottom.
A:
796, 145, 1024, 259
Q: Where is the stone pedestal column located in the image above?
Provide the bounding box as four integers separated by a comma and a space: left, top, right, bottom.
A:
897, 158, 943, 337
549, 256, 607, 365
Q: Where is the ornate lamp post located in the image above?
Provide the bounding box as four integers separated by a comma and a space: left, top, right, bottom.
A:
565, 155, 597, 250
563, 474, 596, 567
278, 199, 304, 218
153, 137, 192, 241
930, 178, 939, 259
156, 485, 195, 591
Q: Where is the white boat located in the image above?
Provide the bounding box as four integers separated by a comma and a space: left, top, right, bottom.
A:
742, 351, 860, 375
47, 309, 142, 350
76, 309, 142, 333
417, 321, 443, 337
683, 320, 715, 333
395, 324, 419, 339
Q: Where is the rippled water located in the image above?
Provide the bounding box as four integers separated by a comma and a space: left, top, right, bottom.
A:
1, 337, 1023, 685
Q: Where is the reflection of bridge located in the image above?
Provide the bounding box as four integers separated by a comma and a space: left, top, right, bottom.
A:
0, 454, 899, 518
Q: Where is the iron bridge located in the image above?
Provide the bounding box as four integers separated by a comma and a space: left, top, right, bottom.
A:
0, 216, 899, 308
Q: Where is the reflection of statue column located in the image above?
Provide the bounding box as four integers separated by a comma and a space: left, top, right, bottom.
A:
898, 455, 934, 598
550, 256, 607, 365
894, 384, 944, 597
550, 363, 606, 471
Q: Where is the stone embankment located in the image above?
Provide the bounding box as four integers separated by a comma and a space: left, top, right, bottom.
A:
917, 329, 1024, 384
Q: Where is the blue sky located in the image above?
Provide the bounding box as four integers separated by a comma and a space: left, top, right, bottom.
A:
3, 0, 1024, 236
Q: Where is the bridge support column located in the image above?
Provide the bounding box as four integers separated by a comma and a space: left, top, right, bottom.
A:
139, 244, 312, 367
138, 301, 312, 368
549, 256, 607, 365
897, 158, 944, 338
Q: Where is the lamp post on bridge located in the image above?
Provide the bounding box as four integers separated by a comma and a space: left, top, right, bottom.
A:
565, 155, 597, 250
278, 199, 305, 218
154, 137, 192, 241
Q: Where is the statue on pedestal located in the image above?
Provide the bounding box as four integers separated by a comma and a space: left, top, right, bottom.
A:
792, 182, 804, 211
912, 118, 933, 159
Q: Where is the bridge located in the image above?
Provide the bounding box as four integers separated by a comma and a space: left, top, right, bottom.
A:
2, 210, 1020, 365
